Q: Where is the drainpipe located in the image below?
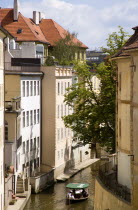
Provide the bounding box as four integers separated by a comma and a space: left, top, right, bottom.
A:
3, 35, 7, 207
40, 70, 44, 167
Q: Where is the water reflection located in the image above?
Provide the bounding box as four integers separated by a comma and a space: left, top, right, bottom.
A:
25, 164, 99, 210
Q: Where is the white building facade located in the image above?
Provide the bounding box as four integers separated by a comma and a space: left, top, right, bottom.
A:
18, 75, 41, 177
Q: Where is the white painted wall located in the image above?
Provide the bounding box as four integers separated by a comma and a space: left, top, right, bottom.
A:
118, 151, 132, 189
17, 76, 41, 178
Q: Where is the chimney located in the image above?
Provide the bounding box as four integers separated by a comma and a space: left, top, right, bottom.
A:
13, 0, 19, 21
33, 11, 39, 25
39, 12, 45, 22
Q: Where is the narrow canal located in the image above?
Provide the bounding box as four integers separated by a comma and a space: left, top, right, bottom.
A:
24, 164, 99, 210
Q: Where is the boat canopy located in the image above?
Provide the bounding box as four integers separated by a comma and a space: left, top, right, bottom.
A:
66, 183, 89, 189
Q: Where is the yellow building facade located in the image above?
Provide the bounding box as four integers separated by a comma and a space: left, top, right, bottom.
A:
0, 29, 5, 210
95, 27, 138, 210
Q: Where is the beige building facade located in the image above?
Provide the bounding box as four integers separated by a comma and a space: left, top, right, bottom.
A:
94, 26, 138, 210
0, 29, 5, 210
41, 66, 91, 178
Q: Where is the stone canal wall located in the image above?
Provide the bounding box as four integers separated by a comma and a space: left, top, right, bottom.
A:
94, 177, 132, 210
30, 170, 54, 193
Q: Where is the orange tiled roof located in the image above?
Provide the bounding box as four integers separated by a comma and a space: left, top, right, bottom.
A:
39, 19, 88, 48
0, 8, 88, 48
0, 9, 49, 44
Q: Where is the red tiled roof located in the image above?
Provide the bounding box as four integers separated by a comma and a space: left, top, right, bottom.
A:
0, 9, 49, 43
39, 19, 88, 48
0, 8, 88, 49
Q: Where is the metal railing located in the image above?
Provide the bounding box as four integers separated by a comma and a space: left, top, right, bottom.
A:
98, 162, 131, 203
5, 62, 41, 72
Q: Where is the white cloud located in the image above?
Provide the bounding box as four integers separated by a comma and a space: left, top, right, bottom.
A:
20, 0, 138, 49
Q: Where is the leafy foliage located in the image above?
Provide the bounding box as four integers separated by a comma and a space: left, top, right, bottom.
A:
63, 26, 129, 153
49, 32, 80, 65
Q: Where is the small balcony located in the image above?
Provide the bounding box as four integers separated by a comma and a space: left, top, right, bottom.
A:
5, 100, 21, 113
5, 58, 41, 72
98, 161, 131, 203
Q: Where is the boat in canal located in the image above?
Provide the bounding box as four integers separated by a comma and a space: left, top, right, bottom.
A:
66, 183, 89, 202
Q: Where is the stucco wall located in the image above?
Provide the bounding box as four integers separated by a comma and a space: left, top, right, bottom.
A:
41, 66, 56, 169
94, 178, 132, 210
118, 151, 131, 189
5, 75, 20, 101
0, 33, 5, 210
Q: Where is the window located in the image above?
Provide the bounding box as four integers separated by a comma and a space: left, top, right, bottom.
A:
77, 51, 80, 59
30, 110, 33, 125
27, 81, 29, 96
61, 104, 63, 117
65, 127, 66, 138
82, 51, 84, 60
34, 81, 36, 96
64, 104, 66, 116
26, 140, 29, 152
37, 137, 39, 148
0, 84, 3, 108
68, 82, 70, 88
119, 73, 121, 91
37, 157, 39, 167
23, 142, 25, 154
61, 82, 63, 95
30, 139, 33, 151
37, 109, 39, 124
5, 121, 8, 141
57, 129, 60, 141
57, 105, 60, 118
119, 119, 121, 138
34, 159, 36, 169
58, 82, 60, 95
22, 81, 25, 97
58, 151, 60, 159
61, 149, 63, 158
37, 81, 40, 95
61, 128, 63, 139
30, 81, 33, 96
34, 138, 36, 150
27, 111, 29, 126
23, 112, 25, 127
65, 82, 66, 93
68, 128, 70, 136
34, 110, 36, 124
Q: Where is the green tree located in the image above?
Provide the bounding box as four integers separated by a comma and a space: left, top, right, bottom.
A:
47, 32, 80, 66
63, 26, 129, 153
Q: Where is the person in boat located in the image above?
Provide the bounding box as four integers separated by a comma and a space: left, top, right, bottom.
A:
82, 189, 88, 198
68, 190, 74, 199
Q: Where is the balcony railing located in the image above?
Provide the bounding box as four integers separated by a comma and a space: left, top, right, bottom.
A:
98, 161, 131, 203
5, 100, 21, 112
5, 58, 41, 72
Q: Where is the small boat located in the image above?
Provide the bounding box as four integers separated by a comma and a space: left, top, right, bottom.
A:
66, 183, 89, 202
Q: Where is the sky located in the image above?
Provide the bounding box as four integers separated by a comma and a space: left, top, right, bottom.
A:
1, 0, 138, 49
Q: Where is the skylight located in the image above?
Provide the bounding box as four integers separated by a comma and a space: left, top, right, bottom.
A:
17, 28, 23, 34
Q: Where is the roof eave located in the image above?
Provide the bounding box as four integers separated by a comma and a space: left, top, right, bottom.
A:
0, 26, 14, 38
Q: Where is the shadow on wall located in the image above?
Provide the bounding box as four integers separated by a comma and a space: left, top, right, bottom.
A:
64, 140, 75, 173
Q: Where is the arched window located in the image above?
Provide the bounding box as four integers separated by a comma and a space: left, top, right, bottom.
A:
5, 121, 8, 141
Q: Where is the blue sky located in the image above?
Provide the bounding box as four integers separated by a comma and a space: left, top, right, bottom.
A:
1, 0, 137, 49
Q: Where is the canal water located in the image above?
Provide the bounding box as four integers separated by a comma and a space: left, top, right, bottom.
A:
24, 164, 98, 210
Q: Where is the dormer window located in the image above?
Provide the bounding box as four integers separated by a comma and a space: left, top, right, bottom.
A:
17, 28, 23, 34
35, 31, 39, 35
